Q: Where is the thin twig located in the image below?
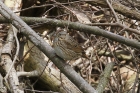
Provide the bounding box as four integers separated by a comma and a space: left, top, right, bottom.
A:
106, 0, 119, 22
16, 44, 35, 66
32, 59, 50, 86
14, 4, 54, 13
14, 1, 81, 13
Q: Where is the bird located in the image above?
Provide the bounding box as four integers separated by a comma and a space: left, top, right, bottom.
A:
53, 28, 89, 60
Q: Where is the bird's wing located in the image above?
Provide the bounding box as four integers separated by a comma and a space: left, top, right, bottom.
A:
64, 36, 83, 53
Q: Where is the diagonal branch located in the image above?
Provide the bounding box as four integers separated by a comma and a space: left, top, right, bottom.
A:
0, 1, 97, 93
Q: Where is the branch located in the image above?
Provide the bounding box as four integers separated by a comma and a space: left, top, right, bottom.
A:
17, 71, 39, 77
0, 16, 140, 50
96, 62, 115, 93
0, 16, 139, 35
83, 0, 140, 21
18, 17, 140, 50
5, 25, 19, 79
106, 0, 119, 22
1, 26, 23, 93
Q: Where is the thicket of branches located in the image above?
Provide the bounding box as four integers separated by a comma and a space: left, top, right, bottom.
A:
0, 0, 140, 93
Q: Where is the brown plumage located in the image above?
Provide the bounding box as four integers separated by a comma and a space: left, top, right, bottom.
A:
53, 30, 89, 60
